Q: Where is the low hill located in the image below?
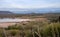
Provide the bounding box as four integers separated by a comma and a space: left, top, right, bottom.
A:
0, 11, 13, 14
0, 11, 60, 18
0, 11, 15, 18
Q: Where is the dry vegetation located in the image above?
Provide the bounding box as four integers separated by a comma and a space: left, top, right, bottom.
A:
0, 14, 60, 37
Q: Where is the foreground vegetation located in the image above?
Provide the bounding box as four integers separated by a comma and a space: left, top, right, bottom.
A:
0, 21, 60, 37
0, 14, 60, 37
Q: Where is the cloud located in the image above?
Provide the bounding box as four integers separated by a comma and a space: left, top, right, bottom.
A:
0, 0, 60, 8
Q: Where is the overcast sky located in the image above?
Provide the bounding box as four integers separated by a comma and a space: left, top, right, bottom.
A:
0, 0, 60, 8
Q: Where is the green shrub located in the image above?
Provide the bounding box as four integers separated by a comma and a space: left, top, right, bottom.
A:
40, 23, 60, 37
10, 30, 18, 36
0, 29, 3, 37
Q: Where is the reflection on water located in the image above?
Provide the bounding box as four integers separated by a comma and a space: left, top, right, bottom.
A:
0, 18, 31, 22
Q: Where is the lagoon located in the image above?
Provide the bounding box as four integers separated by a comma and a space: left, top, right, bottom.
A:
0, 18, 31, 23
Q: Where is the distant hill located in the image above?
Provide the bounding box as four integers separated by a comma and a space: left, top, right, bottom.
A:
0, 11, 15, 18
0, 11, 13, 14
0, 8, 60, 18
0, 8, 60, 14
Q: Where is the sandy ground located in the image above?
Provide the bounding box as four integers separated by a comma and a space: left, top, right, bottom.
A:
0, 23, 16, 28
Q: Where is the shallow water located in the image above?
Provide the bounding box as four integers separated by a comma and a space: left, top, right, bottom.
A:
0, 18, 31, 22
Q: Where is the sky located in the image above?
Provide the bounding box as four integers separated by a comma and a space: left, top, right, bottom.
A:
0, 0, 60, 8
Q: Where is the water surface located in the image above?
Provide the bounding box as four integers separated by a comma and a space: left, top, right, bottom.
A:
0, 18, 31, 22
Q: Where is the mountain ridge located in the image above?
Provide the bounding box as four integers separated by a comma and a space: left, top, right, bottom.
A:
0, 8, 60, 14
